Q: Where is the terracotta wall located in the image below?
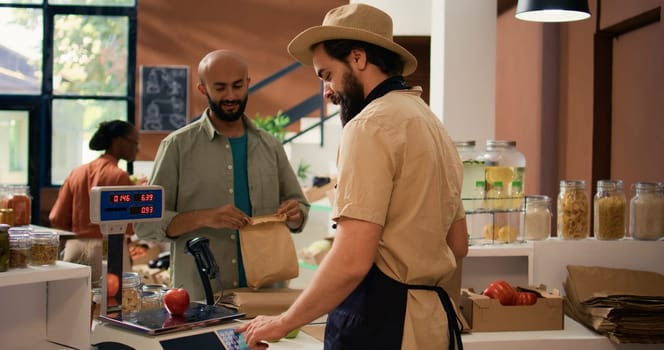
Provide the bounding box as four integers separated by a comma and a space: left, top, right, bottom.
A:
135, 0, 346, 161
135, 0, 662, 209
496, 0, 663, 233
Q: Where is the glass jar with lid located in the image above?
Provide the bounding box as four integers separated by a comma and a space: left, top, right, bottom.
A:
142, 284, 167, 308
522, 195, 552, 240
454, 140, 485, 211
122, 272, 142, 315
1, 185, 32, 226
29, 231, 59, 266
480, 140, 526, 211
0, 208, 15, 227
141, 291, 161, 311
557, 180, 589, 239
8, 227, 31, 268
0, 224, 9, 272
593, 180, 626, 240
629, 182, 664, 240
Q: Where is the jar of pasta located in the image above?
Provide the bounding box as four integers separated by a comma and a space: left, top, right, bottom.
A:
122, 272, 142, 315
29, 231, 59, 266
557, 180, 589, 239
593, 180, 626, 240
629, 182, 664, 240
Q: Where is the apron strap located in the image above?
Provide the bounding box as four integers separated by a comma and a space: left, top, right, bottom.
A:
407, 283, 464, 350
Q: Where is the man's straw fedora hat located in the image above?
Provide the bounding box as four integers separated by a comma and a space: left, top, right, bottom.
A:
287, 3, 418, 76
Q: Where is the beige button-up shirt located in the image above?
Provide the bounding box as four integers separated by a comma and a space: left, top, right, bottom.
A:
332, 88, 464, 349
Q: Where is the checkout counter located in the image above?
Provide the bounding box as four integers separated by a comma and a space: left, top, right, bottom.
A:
86, 185, 323, 350
3, 186, 662, 349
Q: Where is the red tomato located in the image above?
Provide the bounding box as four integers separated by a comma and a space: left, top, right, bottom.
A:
163, 288, 190, 316
482, 280, 517, 305
106, 273, 120, 297
514, 291, 538, 305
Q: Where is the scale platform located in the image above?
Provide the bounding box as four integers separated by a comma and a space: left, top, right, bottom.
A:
98, 302, 244, 335
92, 303, 250, 350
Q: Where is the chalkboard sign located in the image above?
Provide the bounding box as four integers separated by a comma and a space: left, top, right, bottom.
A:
140, 66, 189, 131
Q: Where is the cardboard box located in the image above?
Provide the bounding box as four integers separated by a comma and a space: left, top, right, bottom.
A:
460, 287, 563, 332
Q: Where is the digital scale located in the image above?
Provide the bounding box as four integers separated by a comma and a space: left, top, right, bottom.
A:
88, 185, 250, 350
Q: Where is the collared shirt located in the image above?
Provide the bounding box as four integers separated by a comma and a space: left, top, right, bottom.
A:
134, 112, 309, 301
49, 154, 134, 238
332, 87, 464, 349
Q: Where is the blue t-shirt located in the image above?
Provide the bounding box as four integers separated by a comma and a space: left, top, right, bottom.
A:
229, 133, 251, 287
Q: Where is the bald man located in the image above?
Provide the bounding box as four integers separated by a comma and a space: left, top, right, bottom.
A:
135, 50, 309, 301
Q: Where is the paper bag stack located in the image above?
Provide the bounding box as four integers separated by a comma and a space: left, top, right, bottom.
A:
563, 265, 664, 344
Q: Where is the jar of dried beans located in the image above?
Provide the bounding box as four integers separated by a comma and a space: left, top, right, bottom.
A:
557, 180, 589, 239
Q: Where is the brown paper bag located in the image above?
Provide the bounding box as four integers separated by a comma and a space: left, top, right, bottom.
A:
239, 214, 299, 289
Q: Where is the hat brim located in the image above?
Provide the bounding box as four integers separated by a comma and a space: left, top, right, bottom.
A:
287, 25, 418, 76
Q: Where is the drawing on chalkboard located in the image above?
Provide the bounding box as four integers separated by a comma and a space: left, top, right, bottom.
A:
140, 66, 189, 131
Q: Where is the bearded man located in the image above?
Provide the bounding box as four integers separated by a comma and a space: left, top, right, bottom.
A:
135, 50, 309, 301
239, 4, 468, 350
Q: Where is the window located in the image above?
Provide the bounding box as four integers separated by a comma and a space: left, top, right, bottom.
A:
0, 7, 43, 95
0, 0, 136, 223
0, 110, 28, 183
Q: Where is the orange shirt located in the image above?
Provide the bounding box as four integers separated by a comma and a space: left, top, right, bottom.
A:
49, 154, 134, 238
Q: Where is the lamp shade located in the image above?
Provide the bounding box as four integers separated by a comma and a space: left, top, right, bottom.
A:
515, 0, 591, 22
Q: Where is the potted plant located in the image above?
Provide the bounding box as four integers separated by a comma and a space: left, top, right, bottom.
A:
296, 160, 312, 186
252, 110, 290, 142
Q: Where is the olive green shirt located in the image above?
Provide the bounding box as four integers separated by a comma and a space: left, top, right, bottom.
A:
135, 112, 309, 301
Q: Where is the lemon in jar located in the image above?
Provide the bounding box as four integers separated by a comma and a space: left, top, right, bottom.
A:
497, 225, 518, 243
485, 167, 514, 186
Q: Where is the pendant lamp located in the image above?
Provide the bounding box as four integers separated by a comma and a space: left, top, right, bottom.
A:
515, 0, 591, 22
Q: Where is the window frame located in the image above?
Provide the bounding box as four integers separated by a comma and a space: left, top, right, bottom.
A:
0, 1, 137, 225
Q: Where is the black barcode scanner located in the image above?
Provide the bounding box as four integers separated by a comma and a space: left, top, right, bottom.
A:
185, 236, 223, 305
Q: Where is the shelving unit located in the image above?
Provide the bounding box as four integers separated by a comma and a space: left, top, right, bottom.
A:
0, 261, 91, 349
463, 242, 533, 291
462, 239, 664, 350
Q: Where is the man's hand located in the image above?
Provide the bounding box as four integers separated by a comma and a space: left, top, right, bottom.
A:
236, 314, 289, 349
278, 200, 303, 230
207, 204, 250, 230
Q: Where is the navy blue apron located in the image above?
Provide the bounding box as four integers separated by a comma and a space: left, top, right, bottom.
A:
324, 264, 463, 350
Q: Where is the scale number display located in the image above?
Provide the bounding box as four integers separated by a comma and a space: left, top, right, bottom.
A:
90, 185, 164, 223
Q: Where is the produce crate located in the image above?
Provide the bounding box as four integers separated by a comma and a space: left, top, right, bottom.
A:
460, 287, 563, 332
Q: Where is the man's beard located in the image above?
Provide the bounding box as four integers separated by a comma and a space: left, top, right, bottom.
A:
207, 93, 248, 122
333, 70, 365, 127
